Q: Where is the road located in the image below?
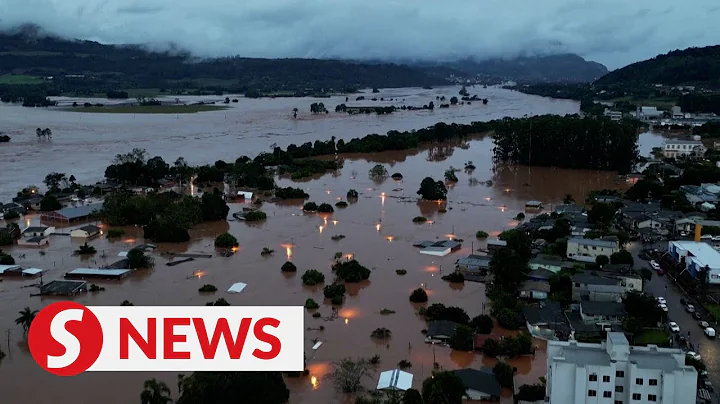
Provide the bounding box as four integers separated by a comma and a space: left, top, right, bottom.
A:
628, 241, 719, 401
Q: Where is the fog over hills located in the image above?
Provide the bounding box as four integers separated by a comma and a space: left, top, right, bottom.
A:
0, 0, 718, 69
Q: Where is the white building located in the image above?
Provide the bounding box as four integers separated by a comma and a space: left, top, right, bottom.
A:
70, 224, 101, 238
667, 240, 720, 284
636, 106, 663, 120
547, 333, 697, 404
663, 139, 707, 158
603, 109, 623, 122
566, 238, 620, 263
671, 106, 683, 119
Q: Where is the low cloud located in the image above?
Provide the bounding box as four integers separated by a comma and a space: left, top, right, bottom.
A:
0, 0, 717, 69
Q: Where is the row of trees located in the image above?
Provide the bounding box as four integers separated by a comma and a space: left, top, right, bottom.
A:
492, 115, 639, 173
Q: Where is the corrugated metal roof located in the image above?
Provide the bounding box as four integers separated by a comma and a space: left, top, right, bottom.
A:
0, 265, 21, 274
55, 203, 103, 220
68, 268, 129, 276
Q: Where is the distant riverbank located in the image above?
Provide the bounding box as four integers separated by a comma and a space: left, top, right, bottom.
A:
62, 103, 228, 114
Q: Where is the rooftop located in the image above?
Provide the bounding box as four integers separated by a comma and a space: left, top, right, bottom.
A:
77, 224, 101, 232
53, 203, 103, 220
664, 139, 703, 145
456, 255, 491, 268
670, 240, 720, 268
572, 273, 621, 286
66, 268, 130, 277
40, 279, 87, 295
453, 368, 501, 397
427, 320, 459, 337
23, 226, 48, 233
568, 237, 618, 248
522, 301, 564, 325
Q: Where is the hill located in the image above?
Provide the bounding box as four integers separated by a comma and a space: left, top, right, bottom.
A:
595, 45, 720, 86
401, 54, 607, 84
0, 29, 446, 96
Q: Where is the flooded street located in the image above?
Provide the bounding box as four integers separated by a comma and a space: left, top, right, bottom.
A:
0, 86, 670, 403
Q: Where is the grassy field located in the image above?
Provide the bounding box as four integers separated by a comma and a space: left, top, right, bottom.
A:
706, 304, 720, 322
0, 74, 45, 84
633, 329, 670, 346
67, 104, 228, 114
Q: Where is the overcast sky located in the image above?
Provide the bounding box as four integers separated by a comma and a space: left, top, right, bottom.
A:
0, 0, 718, 69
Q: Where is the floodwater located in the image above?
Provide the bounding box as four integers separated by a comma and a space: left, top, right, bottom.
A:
0, 86, 670, 403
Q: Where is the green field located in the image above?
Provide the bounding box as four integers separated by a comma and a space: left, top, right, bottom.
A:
67, 104, 228, 114
633, 329, 670, 346
0, 74, 45, 84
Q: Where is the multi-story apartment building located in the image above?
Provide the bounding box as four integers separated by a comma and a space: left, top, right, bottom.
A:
547, 333, 696, 403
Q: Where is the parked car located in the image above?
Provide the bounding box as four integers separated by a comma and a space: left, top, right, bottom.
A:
650, 260, 661, 271
680, 231, 688, 237
701, 234, 713, 240
699, 321, 710, 329
687, 351, 702, 360
659, 304, 668, 312
657, 297, 667, 305
686, 304, 696, 313
705, 327, 716, 338
694, 311, 703, 320
713, 236, 720, 242
669, 322, 680, 333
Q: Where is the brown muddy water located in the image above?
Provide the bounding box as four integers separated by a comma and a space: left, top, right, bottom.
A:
0, 87, 669, 403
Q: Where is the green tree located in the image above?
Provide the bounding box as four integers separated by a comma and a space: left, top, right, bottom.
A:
449, 325, 474, 351
328, 357, 373, 393
127, 249, 154, 269
449, 96, 458, 105
488, 247, 529, 294
421, 371, 466, 404
141, 378, 173, 404
39, 195, 62, 211
15, 306, 38, 334
595, 255, 609, 267
215, 232, 239, 248
610, 250, 634, 266
493, 361, 514, 388
417, 177, 448, 200
402, 388, 423, 404
587, 203, 616, 228
470, 314, 493, 334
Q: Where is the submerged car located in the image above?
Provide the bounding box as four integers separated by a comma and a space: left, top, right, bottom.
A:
686, 304, 696, 313
699, 321, 710, 329
669, 322, 680, 333
659, 304, 668, 312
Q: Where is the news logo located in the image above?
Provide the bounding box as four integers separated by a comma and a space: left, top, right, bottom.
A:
28, 301, 304, 376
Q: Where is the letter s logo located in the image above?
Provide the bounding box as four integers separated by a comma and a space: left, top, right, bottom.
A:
29, 302, 104, 376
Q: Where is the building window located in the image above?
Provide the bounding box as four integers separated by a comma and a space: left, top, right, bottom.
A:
604, 391, 612, 398
603, 375, 611, 383
589, 374, 598, 382
648, 394, 657, 402
588, 390, 597, 397
615, 401, 623, 404
615, 386, 624, 392
635, 378, 643, 385
632, 393, 641, 400
616, 371, 625, 378
649, 379, 658, 386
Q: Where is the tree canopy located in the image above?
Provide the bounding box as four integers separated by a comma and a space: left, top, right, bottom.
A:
176, 372, 289, 404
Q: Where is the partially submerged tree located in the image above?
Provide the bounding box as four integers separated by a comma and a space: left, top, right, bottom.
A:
328, 357, 373, 393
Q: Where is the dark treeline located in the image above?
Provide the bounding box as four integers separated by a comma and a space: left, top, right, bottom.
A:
679, 93, 720, 114
0, 31, 446, 100
492, 115, 639, 173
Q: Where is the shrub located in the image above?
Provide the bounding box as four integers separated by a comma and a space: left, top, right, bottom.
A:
482, 338, 501, 356
441, 271, 464, 283
214, 232, 238, 248
347, 189, 359, 199
371, 328, 392, 339
380, 308, 395, 315
89, 284, 105, 292
301, 269, 325, 285
496, 308, 522, 330
333, 259, 371, 282
471, 314, 494, 334
424, 304, 470, 324
444, 168, 458, 182
323, 283, 346, 299
199, 284, 218, 293
318, 203, 334, 213
74, 242, 97, 255
397, 360, 412, 369
449, 325, 474, 351
395, 269, 407, 275
514, 212, 525, 220
206, 298, 230, 306
120, 300, 134, 306
391, 173, 403, 180
493, 362, 514, 388
330, 295, 343, 305
305, 298, 320, 309
274, 186, 309, 199
244, 210, 267, 221
107, 228, 125, 238
303, 202, 318, 212
335, 201, 348, 208
412, 216, 428, 223
330, 234, 346, 241
3, 211, 20, 220
312, 312, 322, 318
409, 288, 428, 303
261, 247, 274, 256
475, 230, 489, 239
281, 261, 297, 272
369, 355, 381, 364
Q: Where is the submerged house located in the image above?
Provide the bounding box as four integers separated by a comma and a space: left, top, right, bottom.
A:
41, 203, 103, 224
70, 224, 101, 238
425, 320, 459, 343
452, 368, 502, 401
414, 240, 462, 257
455, 255, 491, 281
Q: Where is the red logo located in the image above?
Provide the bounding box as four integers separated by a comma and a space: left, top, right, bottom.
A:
28, 301, 103, 376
